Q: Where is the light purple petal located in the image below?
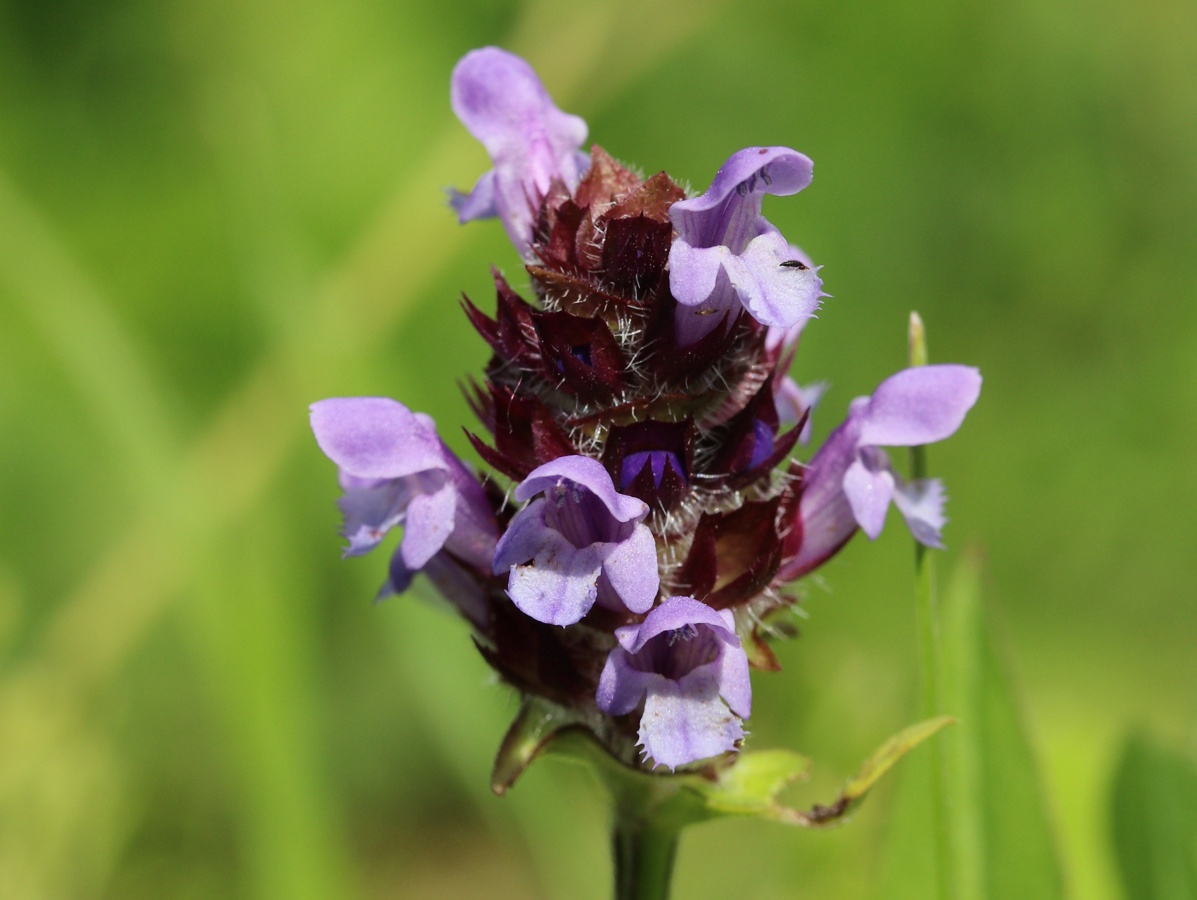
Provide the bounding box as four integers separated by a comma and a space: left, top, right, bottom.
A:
765, 321, 804, 368
314, 395, 500, 612
724, 231, 824, 329
450, 47, 588, 255
435, 462, 498, 572
843, 456, 895, 540
668, 241, 727, 310
443, 514, 499, 572
670, 147, 814, 252
506, 529, 603, 626
858, 365, 982, 448
451, 48, 586, 173
515, 455, 648, 523
310, 397, 445, 480
762, 246, 816, 360
448, 170, 498, 223
680, 147, 814, 212
778, 409, 864, 580
638, 678, 744, 771
893, 477, 948, 549
616, 595, 739, 653
400, 482, 457, 569
777, 378, 827, 445
714, 631, 752, 718
775, 377, 805, 428
671, 267, 739, 346
596, 523, 660, 614
380, 546, 416, 598
596, 651, 652, 716
492, 497, 550, 573
337, 481, 410, 557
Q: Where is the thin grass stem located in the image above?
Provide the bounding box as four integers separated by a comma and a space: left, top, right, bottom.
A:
909, 312, 954, 900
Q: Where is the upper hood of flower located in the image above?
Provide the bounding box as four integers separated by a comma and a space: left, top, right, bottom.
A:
450, 47, 589, 257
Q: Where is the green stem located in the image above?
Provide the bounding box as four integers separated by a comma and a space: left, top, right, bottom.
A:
914, 497, 952, 900
536, 726, 684, 900
612, 807, 679, 900
909, 312, 954, 900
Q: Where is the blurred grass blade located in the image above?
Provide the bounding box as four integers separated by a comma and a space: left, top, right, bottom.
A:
189, 513, 357, 900
1109, 732, 1197, 900
942, 554, 1063, 900
0, 170, 180, 489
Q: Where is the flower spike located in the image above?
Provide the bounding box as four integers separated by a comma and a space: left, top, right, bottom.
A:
312, 47, 982, 805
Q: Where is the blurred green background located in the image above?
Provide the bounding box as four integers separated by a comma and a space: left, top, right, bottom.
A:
2, 0, 1195, 896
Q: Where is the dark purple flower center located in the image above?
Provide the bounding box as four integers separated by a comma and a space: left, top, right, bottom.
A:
544, 478, 628, 546
748, 419, 776, 470
620, 450, 687, 492
628, 624, 721, 680
548, 342, 595, 373
667, 623, 699, 645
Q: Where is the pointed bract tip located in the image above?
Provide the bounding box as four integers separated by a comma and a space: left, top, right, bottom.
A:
908, 311, 928, 367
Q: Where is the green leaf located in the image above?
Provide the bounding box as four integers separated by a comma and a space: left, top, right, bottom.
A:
940, 554, 1064, 900
700, 748, 813, 820
533, 726, 810, 832
1109, 732, 1197, 900
490, 696, 591, 796
531, 713, 946, 833
840, 716, 955, 816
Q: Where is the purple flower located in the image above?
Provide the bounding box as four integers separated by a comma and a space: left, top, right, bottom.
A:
780, 365, 982, 580
764, 290, 826, 445
602, 419, 693, 514
492, 455, 659, 626
621, 451, 685, 491
387, 549, 492, 633
776, 377, 826, 446
450, 47, 589, 257
668, 147, 826, 344
310, 397, 498, 588
596, 596, 752, 771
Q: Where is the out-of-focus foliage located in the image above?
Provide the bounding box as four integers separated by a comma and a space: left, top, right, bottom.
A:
877, 556, 1067, 900
1110, 733, 1197, 900
941, 557, 1064, 899
1, 0, 1195, 896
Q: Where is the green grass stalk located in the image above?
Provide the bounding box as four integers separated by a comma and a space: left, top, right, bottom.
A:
909, 312, 954, 900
